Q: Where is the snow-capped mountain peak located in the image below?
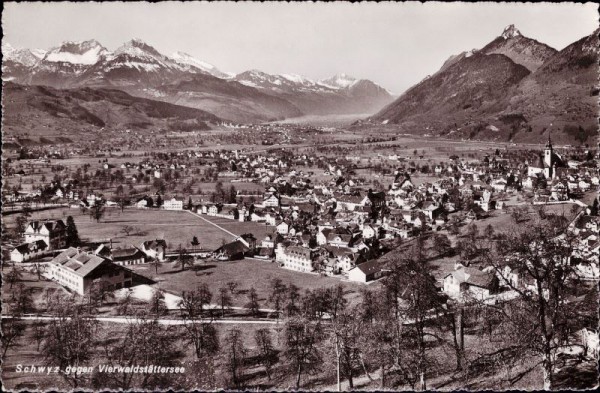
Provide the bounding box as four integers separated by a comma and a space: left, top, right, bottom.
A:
114, 38, 162, 58
170, 51, 233, 78
44, 39, 109, 65
31, 48, 47, 59
2, 42, 15, 53
2, 42, 43, 67
279, 73, 315, 86
319, 73, 358, 89
501, 24, 521, 39
171, 51, 215, 71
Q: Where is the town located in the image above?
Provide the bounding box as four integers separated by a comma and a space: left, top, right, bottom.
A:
2, 126, 599, 390
2, 2, 598, 391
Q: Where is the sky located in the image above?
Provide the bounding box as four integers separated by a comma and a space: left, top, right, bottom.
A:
2, 2, 599, 94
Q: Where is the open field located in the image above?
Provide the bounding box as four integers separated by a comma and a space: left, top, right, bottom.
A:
128, 258, 373, 308
3, 208, 276, 251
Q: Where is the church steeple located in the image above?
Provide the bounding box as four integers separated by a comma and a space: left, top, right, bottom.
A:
544, 132, 553, 168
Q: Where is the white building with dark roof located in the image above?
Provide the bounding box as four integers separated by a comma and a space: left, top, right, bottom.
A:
48, 248, 132, 295
10, 240, 48, 263
24, 220, 66, 249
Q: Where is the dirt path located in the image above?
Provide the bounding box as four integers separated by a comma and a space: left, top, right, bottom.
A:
186, 210, 239, 239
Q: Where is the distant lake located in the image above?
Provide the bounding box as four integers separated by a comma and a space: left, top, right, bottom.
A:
268, 113, 371, 127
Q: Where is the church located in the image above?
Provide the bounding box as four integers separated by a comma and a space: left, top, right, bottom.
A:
527, 136, 565, 180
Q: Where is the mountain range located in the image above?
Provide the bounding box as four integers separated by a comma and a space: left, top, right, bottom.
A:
369, 25, 599, 144
3, 25, 598, 143
2, 39, 394, 123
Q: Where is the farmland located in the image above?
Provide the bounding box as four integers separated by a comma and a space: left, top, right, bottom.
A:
128, 258, 371, 309
4, 207, 275, 251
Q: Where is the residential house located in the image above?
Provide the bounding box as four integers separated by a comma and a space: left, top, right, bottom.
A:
163, 198, 183, 211
443, 265, 499, 302
10, 240, 48, 263
110, 247, 147, 266
280, 245, 314, 273
24, 220, 67, 250
263, 194, 281, 208
276, 221, 290, 235
362, 224, 376, 240
348, 260, 385, 283
140, 239, 167, 261
213, 240, 250, 261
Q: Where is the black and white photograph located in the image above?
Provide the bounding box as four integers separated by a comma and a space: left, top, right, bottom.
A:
1, 1, 599, 391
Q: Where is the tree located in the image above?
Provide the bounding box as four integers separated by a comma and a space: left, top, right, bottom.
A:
360, 289, 418, 389
191, 236, 200, 252
284, 317, 324, 389
448, 220, 460, 236
117, 290, 134, 315
11, 283, 35, 314
488, 215, 586, 390
88, 279, 115, 310
245, 287, 260, 317
227, 281, 240, 295
6, 266, 23, 290
269, 278, 287, 321
224, 328, 247, 388
182, 317, 219, 361
150, 256, 161, 274
116, 196, 128, 213
42, 307, 99, 387
176, 244, 192, 272
285, 284, 301, 317
433, 233, 452, 257
1, 318, 25, 359
511, 205, 528, 224
483, 224, 495, 239
457, 239, 480, 265
313, 257, 327, 276
32, 262, 46, 281
214, 181, 224, 202
590, 198, 599, 216
96, 312, 181, 390
466, 223, 479, 240
22, 202, 32, 219
382, 238, 446, 390
155, 194, 163, 207
14, 214, 28, 239
228, 185, 237, 204
121, 225, 135, 236
150, 289, 167, 316
89, 199, 106, 222
218, 286, 233, 317
255, 328, 277, 380
187, 196, 193, 211
31, 320, 46, 352
179, 285, 212, 319
331, 307, 364, 389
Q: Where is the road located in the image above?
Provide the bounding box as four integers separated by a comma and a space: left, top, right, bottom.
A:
185, 210, 239, 239
2, 314, 279, 325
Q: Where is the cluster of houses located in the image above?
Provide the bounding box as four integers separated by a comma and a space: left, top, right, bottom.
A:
7, 138, 599, 291
10, 219, 67, 262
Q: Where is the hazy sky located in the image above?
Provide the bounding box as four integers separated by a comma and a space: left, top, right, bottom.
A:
3, 2, 598, 93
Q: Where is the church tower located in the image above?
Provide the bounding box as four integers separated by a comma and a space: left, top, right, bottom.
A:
544, 134, 553, 168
